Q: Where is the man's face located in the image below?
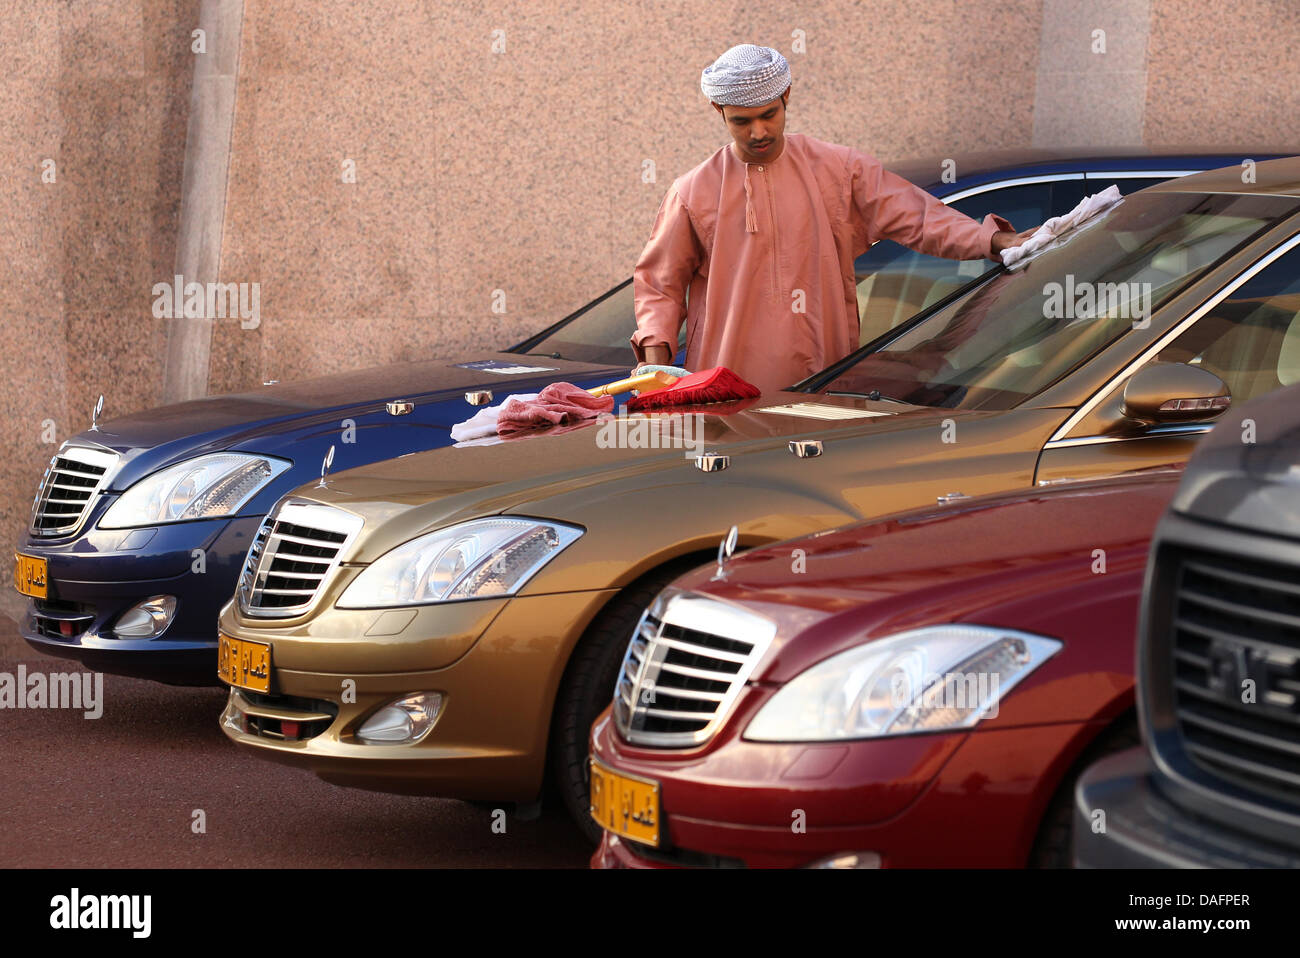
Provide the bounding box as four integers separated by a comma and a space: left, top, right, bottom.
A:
715, 89, 789, 164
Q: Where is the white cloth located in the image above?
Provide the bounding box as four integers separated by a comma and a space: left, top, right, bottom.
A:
1000, 184, 1124, 268
700, 44, 791, 106
449, 393, 538, 443
630, 364, 690, 378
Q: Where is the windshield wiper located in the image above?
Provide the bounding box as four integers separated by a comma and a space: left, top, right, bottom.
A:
527, 350, 564, 360
826, 389, 912, 405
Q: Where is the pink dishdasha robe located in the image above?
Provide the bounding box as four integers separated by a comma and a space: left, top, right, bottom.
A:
631, 133, 1013, 393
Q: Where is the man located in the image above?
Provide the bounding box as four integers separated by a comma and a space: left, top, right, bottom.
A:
630, 43, 1034, 393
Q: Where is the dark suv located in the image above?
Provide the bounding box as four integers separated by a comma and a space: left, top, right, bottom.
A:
1074, 382, 1300, 867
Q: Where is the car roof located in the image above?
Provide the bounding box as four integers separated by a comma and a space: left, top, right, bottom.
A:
1139, 155, 1300, 197
893, 147, 1296, 190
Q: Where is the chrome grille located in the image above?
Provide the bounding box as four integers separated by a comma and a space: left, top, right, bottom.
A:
29, 445, 118, 538
1170, 548, 1300, 803
615, 589, 776, 747
238, 499, 363, 618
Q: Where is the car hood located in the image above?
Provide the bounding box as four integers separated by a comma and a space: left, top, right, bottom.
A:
666, 467, 1183, 684
56, 353, 626, 490
1170, 383, 1300, 540
292, 392, 1025, 561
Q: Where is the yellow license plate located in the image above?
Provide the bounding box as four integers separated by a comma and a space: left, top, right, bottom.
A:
589, 758, 661, 847
13, 553, 48, 599
217, 633, 272, 693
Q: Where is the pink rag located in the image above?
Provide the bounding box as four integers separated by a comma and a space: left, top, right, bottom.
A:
497, 382, 614, 437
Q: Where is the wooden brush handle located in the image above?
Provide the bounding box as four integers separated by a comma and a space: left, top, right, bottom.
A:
586, 371, 678, 398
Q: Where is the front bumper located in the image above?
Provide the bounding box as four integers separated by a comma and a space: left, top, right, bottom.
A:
589, 703, 1102, 868
219, 588, 617, 801
1073, 747, 1300, 868
17, 515, 262, 684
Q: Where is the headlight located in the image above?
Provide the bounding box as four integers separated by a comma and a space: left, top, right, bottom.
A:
744, 625, 1061, 742
100, 454, 291, 529
337, 517, 584, 608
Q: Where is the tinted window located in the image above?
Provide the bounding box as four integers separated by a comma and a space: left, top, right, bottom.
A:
1155, 244, 1300, 403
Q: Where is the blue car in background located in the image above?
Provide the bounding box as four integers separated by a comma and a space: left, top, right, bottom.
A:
13, 147, 1282, 684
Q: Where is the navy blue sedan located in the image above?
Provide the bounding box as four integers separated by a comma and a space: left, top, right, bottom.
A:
13, 148, 1279, 684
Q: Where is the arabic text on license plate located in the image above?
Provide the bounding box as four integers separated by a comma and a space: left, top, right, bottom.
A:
13, 553, 48, 599
589, 758, 661, 847
217, 633, 272, 693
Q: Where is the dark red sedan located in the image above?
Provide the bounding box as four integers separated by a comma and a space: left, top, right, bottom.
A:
589, 469, 1180, 868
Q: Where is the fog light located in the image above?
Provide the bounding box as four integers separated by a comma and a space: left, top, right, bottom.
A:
807, 852, 882, 869
113, 595, 177, 638
356, 692, 443, 745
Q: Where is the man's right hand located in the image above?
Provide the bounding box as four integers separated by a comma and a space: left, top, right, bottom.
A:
633, 344, 674, 374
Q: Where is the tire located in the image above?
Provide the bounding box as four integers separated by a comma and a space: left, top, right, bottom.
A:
1028, 714, 1140, 868
549, 556, 710, 845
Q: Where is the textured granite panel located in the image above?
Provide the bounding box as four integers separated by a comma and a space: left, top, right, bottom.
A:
1036, 0, 1151, 72
1036, 69, 1149, 147
431, 63, 613, 333
1144, 0, 1300, 147
7, 1, 60, 77
59, 0, 147, 77
144, 0, 204, 76
0, 74, 64, 316
1033, 0, 1150, 147
223, 71, 442, 318
208, 35, 265, 397
57, 77, 155, 315
243, 0, 434, 77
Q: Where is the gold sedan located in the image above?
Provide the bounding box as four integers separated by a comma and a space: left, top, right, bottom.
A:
217, 160, 1300, 841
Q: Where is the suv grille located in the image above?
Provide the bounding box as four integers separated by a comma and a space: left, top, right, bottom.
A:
238, 499, 363, 618
614, 590, 776, 747
1170, 548, 1300, 802
29, 446, 118, 538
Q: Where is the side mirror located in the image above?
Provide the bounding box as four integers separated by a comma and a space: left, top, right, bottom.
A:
1121, 363, 1231, 426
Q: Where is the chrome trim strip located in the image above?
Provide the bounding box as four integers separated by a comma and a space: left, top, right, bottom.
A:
1085, 169, 1197, 180
1046, 231, 1300, 444
938, 172, 1084, 205
1044, 424, 1214, 449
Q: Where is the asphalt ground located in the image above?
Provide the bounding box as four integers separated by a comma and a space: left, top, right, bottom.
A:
0, 617, 589, 868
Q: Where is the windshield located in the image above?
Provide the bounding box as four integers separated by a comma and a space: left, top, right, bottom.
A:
519, 281, 652, 365
811, 191, 1299, 409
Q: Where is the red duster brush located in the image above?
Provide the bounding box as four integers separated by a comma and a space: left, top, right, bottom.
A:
625, 366, 760, 411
